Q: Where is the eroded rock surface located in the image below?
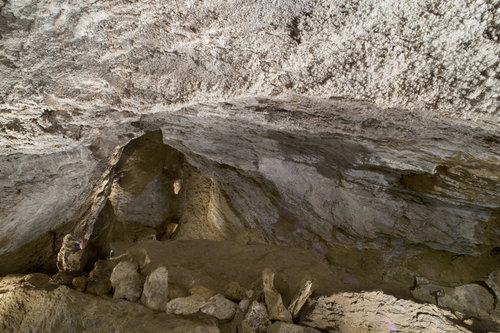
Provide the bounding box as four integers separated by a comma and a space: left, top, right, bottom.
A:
141, 266, 169, 311
300, 291, 472, 333
0, 275, 219, 333
110, 261, 142, 301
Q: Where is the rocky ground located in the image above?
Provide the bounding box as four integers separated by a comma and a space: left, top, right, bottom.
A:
1, 239, 492, 333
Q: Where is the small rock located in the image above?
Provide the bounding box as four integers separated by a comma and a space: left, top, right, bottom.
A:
268, 322, 321, 333
86, 260, 115, 295
110, 261, 142, 302
166, 293, 212, 315
141, 266, 169, 311
224, 281, 246, 302
262, 268, 292, 322
486, 270, 500, 302
189, 284, 216, 296
240, 301, 271, 333
239, 298, 251, 312
72, 276, 87, 292
201, 294, 237, 320
49, 271, 74, 285
288, 280, 313, 320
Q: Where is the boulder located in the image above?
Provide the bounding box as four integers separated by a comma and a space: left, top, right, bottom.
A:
240, 301, 271, 333
201, 294, 237, 320
166, 293, 212, 315
72, 276, 88, 292
86, 260, 115, 295
301, 291, 471, 332
262, 268, 292, 322
268, 322, 321, 333
110, 261, 142, 302
288, 280, 313, 320
141, 266, 169, 311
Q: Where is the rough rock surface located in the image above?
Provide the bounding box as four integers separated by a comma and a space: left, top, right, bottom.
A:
166, 293, 213, 316
71, 276, 87, 292
240, 301, 271, 333
200, 294, 237, 321
411, 280, 495, 316
300, 291, 472, 332
262, 268, 292, 322
110, 261, 142, 301
141, 266, 169, 311
86, 259, 115, 296
289, 280, 313, 320
0, 275, 220, 333
0, 0, 499, 328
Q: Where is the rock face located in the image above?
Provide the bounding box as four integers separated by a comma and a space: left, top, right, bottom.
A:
0, 0, 499, 328
300, 291, 472, 332
141, 266, 169, 311
0, 275, 220, 333
110, 261, 142, 301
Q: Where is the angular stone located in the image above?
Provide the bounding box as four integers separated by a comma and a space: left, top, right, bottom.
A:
262, 268, 292, 322
288, 280, 313, 320
224, 281, 246, 302
72, 276, 88, 292
141, 266, 169, 311
240, 301, 271, 333
201, 294, 237, 320
268, 322, 321, 333
166, 293, 212, 315
110, 261, 142, 302
86, 260, 115, 295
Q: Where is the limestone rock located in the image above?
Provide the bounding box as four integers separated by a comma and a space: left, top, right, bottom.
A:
486, 270, 500, 303
262, 268, 292, 322
0, 275, 220, 333
224, 281, 246, 302
110, 261, 142, 302
166, 293, 212, 316
301, 291, 471, 332
288, 280, 313, 320
412, 280, 494, 316
72, 276, 87, 292
240, 301, 271, 333
56, 234, 87, 273
201, 294, 237, 320
86, 260, 115, 296
268, 322, 321, 333
141, 266, 169, 311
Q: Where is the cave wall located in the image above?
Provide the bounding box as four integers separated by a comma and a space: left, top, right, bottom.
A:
0, 0, 499, 288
